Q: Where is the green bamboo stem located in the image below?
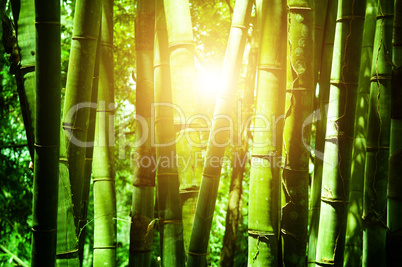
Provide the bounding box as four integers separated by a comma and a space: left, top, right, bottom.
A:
387, 0, 402, 264
163, 0, 200, 254
93, 0, 116, 264
343, 0, 377, 265
187, 1, 253, 266
79, 29, 101, 263
61, 0, 101, 231
313, 0, 329, 87
281, 0, 314, 266
362, 0, 393, 266
308, 1, 337, 265
129, 0, 155, 265
154, 0, 185, 265
56, 139, 80, 265
30, 0, 60, 265
248, 0, 286, 266
220, 32, 257, 267
14, 0, 36, 161
314, 0, 367, 265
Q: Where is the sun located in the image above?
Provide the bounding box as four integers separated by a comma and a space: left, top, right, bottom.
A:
195, 64, 220, 99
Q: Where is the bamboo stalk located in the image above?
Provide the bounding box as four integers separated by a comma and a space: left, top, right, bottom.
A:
31, 0, 60, 264
187, 1, 253, 266
93, 0, 116, 264
314, 0, 367, 265
362, 0, 394, 265
129, 0, 156, 265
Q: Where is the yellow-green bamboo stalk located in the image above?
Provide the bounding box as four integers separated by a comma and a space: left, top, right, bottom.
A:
187, 1, 253, 266
93, 0, 116, 265
343, 0, 377, 265
314, 0, 367, 265
129, 0, 155, 265
308, 0, 337, 265
248, 0, 286, 266
154, 0, 185, 265
281, 0, 314, 265
362, 0, 393, 265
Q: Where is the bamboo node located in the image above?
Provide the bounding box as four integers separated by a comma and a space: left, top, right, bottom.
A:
62, 123, 86, 132
231, 24, 247, 30
100, 42, 113, 49
158, 218, 182, 224
93, 246, 117, 250
188, 251, 207, 256
203, 172, 220, 179
31, 227, 56, 232
92, 177, 115, 183
34, 143, 60, 148
321, 196, 348, 205
72, 35, 97, 41
330, 80, 358, 86
252, 152, 277, 158
56, 249, 79, 259
288, 6, 314, 11
248, 229, 275, 238
168, 41, 195, 50
336, 16, 365, 22
96, 109, 115, 113
282, 165, 308, 172
370, 75, 392, 82
35, 21, 60, 25
377, 14, 394, 19
285, 87, 313, 92
153, 63, 170, 69
258, 64, 285, 71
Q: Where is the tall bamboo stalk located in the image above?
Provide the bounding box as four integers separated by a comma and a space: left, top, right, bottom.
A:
79, 28, 101, 263
343, 0, 377, 265
308, 1, 337, 265
187, 1, 253, 266
220, 31, 257, 267
314, 0, 367, 265
362, 0, 393, 265
14, 0, 36, 161
30, 0, 60, 265
93, 0, 116, 264
163, 0, 200, 254
281, 0, 314, 265
154, 0, 185, 265
387, 0, 402, 263
129, 0, 155, 265
248, 0, 286, 266
61, 0, 101, 231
